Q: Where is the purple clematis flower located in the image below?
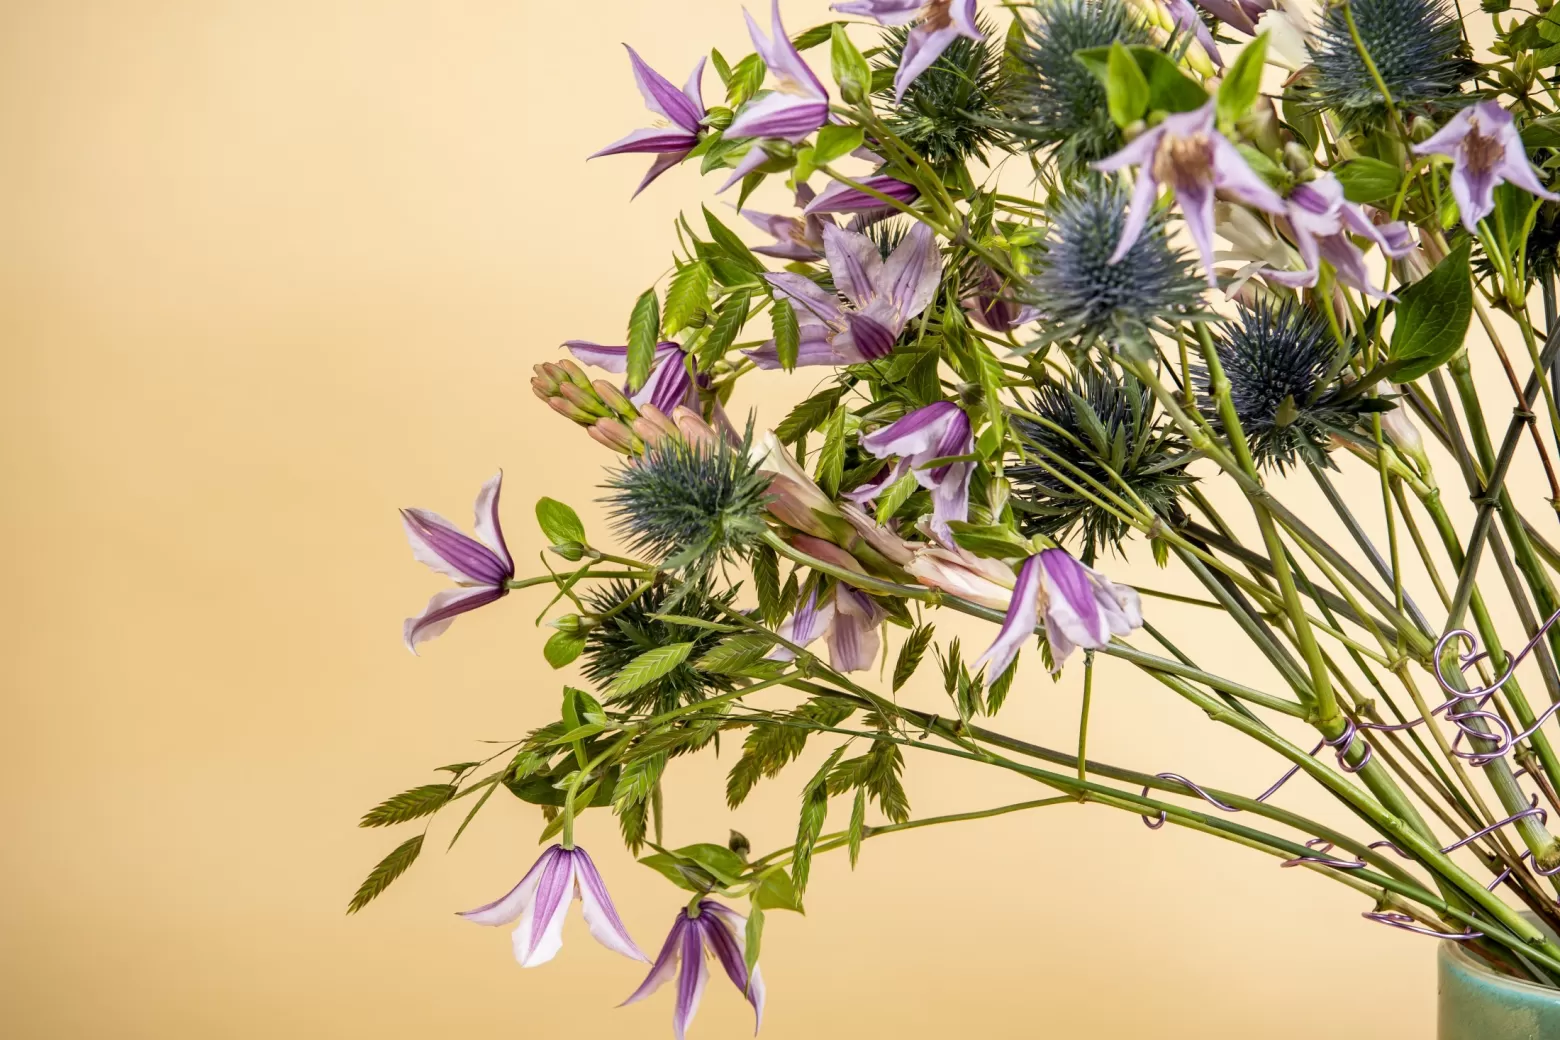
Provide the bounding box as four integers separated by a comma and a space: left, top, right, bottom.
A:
746, 222, 942, 368
591, 47, 708, 198
727, 0, 830, 140
565, 341, 698, 415
973, 549, 1143, 677
851, 401, 973, 548
804, 174, 920, 214
1095, 101, 1285, 287
832, 0, 983, 102
742, 185, 832, 261
766, 581, 887, 673
1411, 101, 1560, 234
1168, 0, 1223, 67
1194, 0, 1272, 35
962, 264, 1041, 331
401, 471, 514, 653
1267, 174, 1414, 299
459, 844, 647, 968
622, 901, 764, 1040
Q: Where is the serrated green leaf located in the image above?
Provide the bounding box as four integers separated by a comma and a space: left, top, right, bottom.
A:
754, 543, 782, 624
609, 643, 696, 695
775, 385, 846, 444
645, 613, 741, 632
346, 834, 423, 914
664, 260, 712, 336
830, 23, 872, 104
1216, 32, 1268, 128
791, 21, 841, 50
874, 470, 920, 524
725, 696, 855, 807
614, 752, 667, 810
772, 298, 800, 371
703, 205, 764, 273
358, 783, 457, 828
627, 288, 661, 392
727, 54, 766, 108
535, 497, 585, 546
817, 402, 847, 495
697, 633, 777, 674
544, 629, 586, 668
814, 124, 865, 164
893, 624, 935, 692
698, 288, 752, 369
848, 787, 866, 867
1388, 240, 1472, 381
793, 745, 846, 898
1105, 41, 1149, 128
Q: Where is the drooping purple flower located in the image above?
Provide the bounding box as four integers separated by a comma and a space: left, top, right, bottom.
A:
833, 0, 984, 102
974, 549, 1143, 676
1194, 0, 1272, 35
742, 185, 832, 261
1267, 173, 1414, 299
459, 844, 647, 968
590, 47, 708, 198
1168, 0, 1222, 68
401, 471, 514, 653
766, 582, 887, 672
745, 222, 942, 368
962, 265, 1041, 332
622, 901, 765, 1040
726, 0, 830, 140
804, 174, 920, 214
565, 341, 698, 415
1411, 101, 1560, 234
1094, 101, 1285, 287
853, 401, 973, 548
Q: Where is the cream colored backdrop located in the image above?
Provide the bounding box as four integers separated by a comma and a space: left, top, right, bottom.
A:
13, 1, 1521, 1036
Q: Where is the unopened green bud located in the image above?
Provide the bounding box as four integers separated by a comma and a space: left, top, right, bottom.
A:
557, 359, 595, 392
728, 830, 751, 859
703, 106, 733, 131
558, 381, 611, 418
593, 379, 638, 420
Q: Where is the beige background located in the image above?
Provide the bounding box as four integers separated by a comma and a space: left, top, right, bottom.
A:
9, 1, 1540, 1036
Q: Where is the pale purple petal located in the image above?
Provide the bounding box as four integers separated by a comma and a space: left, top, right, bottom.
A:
572, 846, 650, 962
1174, 178, 1219, 287
1170, 0, 1222, 66
682, 57, 708, 120
894, 24, 960, 103
832, 0, 922, 24
829, 587, 885, 672
846, 311, 898, 359
842, 459, 910, 504
1211, 135, 1286, 214
673, 916, 710, 1040
626, 46, 705, 133
403, 585, 506, 653
928, 461, 971, 547
822, 223, 886, 308
1039, 548, 1109, 652
470, 471, 512, 572
621, 913, 689, 1007
635, 150, 693, 198
860, 401, 961, 461
1088, 567, 1143, 636
765, 272, 844, 322
1195, 0, 1259, 32
805, 175, 919, 214
950, 0, 982, 37
511, 846, 577, 967
1410, 105, 1475, 161
1495, 140, 1560, 203
726, 92, 830, 139
590, 127, 699, 158
457, 845, 557, 926
1318, 233, 1392, 299
1093, 122, 1163, 175
744, 0, 828, 99
565, 340, 680, 373
718, 144, 776, 193
632, 348, 695, 413
401, 508, 511, 585
743, 332, 868, 368
880, 222, 942, 320
972, 554, 1042, 680
1451, 162, 1499, 232
767, 588, 836, 660
698, 902, 766, 1032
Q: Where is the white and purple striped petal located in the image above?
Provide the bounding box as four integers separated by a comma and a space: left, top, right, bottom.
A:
510, 842, 578, 967
743, 0, 828, 101
831, 0, 923, 24
673, 914, 710, 1040
698, 901, 766, 1032
1037, 548, 1142, 671
457, 843, 559, 927
893, 2, 983, 103
622, 911, 690, 1008
627, 46, 705, 134
822, 223, 886, 309
573, 846, 650, 962
404, 585, 507, 653
829, 586, 885, 672
727, 92, 831, 139
805, 175, 920, 214
401, 472, 514, 653
880, 222, 942, 322
972, 553, 1042, 680
767, 587, 837, 661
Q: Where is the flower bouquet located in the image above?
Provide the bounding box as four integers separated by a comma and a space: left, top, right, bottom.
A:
353, 0, 1560, 1032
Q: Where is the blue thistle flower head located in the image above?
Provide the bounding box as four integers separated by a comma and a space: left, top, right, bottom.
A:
874, 16, 1012, 170
1006, 0, 1150, 170
601, 427, 769, 582
1029, 179, 1205, 352
1305, 0, 1474, 126
1207, 300, 1377, 471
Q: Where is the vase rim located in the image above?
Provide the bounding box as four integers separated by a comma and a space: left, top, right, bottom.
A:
1441, 910, 1560, 1000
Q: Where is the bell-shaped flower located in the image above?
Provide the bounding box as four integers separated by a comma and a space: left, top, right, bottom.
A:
590, 47, 707, 198
1194, 0, 1272, 35
1094, 101, 1285, 287
622, 901, 764, 1040
750, 431, 840, 538
1267, 174, 1414, 299
973, 549, 1143, 676
401, 472, 515, 653
727, 0, 829, 139
565, 341, 698, 416
1412, 101, 1559, 233
832, 0, 983, 101
962, 264, 1041, 331
458, 844, 647, 968
746, 222, 942, 368
803, 173, 920, 214
743, 185, 832, 261
854, 402, 973, 548
766, 577, 887, 673
906, 540, 1016, 609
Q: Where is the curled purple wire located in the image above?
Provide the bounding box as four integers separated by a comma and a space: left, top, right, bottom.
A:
1361, 910, 1483, 941
1280, 838, 1366, 870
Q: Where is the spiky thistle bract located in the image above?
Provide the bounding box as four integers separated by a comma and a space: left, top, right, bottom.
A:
873, 17, 1012, 171
1009, 367, 1194, 556
1006, 0, 1151, 171
1304, 0, 1473, 126
581, 580, 740, 714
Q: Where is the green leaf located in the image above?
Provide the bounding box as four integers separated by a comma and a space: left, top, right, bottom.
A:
358, 783, 457, 828
753, 868, 803, 911
1216, 32, 1268, 128
1105, 41, 1149, 128
697, 633, 778, 674
791, 21, 841, 51
446, 774, 500, 850
814, 124, 865, 164
543, 629, 586, 669
744, 902, 765, 983
346, 834, 423, 914
948, 522, 1031, 559
698, 289, 752, 369
830, 23, 872, 105
535, 497, 585, 546
754, 542, 782, 625
608, 643, 696, 696
848, 788, 866, 867
1075, 45, 1207, 114
676, 842, 748, 884
627, 288, 661, 392
645, 613, 741, 632
817, 402, 847, 496
873, 470, 920, 523
663, 261, 712, 336
893, 623, 935, 692
793, 745, 847, 899
727, 54, 766, 109
986, 651, 1018, 714
725, 696, 856, 807
1333, 156, 1401, 205
1388, 240, 1473, 381
775, 385, 846, 444
703, 205, 764, 273
772, 299, 800, 372
613, 752, 667, 811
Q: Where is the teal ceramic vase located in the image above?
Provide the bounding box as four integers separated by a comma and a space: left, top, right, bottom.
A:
1440, 920, 1560, 1039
